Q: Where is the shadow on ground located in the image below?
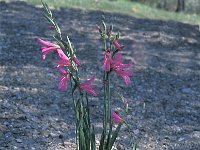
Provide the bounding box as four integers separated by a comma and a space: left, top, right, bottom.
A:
0, 1, 200, 150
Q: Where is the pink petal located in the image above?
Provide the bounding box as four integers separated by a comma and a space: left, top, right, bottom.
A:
41, 46, 59, 53
103, 59, 111, 71
58, 73, 70, 91
37, 38, 58, 47
123, 76, 131, 85
55, 57, 71, 67
58, 76, 68, 90
113, 40, 124, 50
112, 112, 123, 123
57, 49, 69, 60
58, 67, 67, 74
80, 76, 95, 87
42, 51, 49, 60
103, 52, 113, 71
81, 87, 97, 96
80, 76, 97, 96
41, 47, 58, 60
73, 57, 81, 66
113, 53, 123, 64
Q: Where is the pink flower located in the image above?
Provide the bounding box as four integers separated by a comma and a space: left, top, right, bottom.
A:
112, 112, 123, 124
55, 56, 71, 68
103, 52, 113, 72
73, 56, 81, 66
80, 76, 97, 96
38, 38, 67, 60
113, 40, 124, 50
111, 53, 133, 85
57, 67, 70, 91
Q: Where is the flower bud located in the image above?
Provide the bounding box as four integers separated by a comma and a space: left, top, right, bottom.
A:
73, 56, 81, 66
97, 25, 102, 34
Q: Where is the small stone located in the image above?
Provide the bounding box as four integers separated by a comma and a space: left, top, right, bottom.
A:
133, 129, 139, 135
178, 137, 185, 142
16, 139, 22, 143
181, 88, 194, 94
49, 132, 57, 137
193, 131, 200, 138
42, 124, 49, 130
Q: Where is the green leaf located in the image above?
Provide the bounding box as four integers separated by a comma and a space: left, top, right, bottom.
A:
110, 122, 123, 149
55, 23, 61, 35
102, 21, 106, 31
99, 130, 105, 150
44, 14, 55, 26
105, 127, 112, 150
67, 36, 75, 55
52, 36, 65, 50
91, 125, 96, 150
83, 114, 90, 149
42, 1, 52, 17
79, 127, 86, 150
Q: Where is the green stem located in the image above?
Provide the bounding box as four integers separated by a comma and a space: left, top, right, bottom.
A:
70, 79, 78, 150
103, 23, 108, 148
86, 93, 91, 130
107, 72, 112, 150
85, 93, 91, 148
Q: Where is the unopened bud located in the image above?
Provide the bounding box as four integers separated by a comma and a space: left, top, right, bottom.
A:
73, 56, 81, 66
116, 32, 120, 39
102, 21, 106, 31
97, 25, 102, 33
106, 48, 110, 52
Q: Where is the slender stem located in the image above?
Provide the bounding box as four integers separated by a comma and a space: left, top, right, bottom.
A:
86, 93, 91, 130
107, 72, 112, 149
103, 71, 107, 143
103, 24, 108, 146
70, 79, 78, 150
85, 93, 91, 148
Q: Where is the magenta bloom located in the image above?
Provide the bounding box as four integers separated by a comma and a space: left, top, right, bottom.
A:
111, 53, 133, 85
113, 40, 124, 50
57, 67, 70, 91
38, 38, 67, 60
73, 56, 81, 66
112, 112, 123, 124
103, 52, 113, 72
80, 76, 97, 96
55, 56, 71, 68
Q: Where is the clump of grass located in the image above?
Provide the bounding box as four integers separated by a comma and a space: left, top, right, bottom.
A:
27, 0, 200, 24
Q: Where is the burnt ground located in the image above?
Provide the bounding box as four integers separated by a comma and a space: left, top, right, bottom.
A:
0, 1, 200, 150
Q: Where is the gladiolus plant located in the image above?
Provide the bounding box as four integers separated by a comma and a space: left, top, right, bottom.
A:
38, 2, 136, 150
